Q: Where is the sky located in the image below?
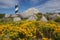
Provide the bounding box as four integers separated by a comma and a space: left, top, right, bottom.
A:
0, 0, 60, 14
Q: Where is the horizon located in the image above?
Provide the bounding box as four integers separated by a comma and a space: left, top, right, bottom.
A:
0, 0, 60, 14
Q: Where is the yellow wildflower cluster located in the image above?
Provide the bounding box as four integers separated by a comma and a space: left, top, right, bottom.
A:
0, 20, 60, 40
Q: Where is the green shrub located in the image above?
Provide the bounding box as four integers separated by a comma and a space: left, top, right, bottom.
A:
54, 33, 60, 40
36, 13, 42, 20
0, 14, 5, 18
43, 27, 54, 38
55, 17, 60, 23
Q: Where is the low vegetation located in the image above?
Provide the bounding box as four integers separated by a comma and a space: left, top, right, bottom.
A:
0, 20, 60, 40
0, 14, 5, 18
54, 17, 60, 23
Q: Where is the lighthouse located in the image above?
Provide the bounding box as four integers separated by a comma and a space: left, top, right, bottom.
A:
15, 3, 18, 14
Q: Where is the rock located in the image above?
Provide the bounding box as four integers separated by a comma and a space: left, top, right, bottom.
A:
13, 17, 21, 22
2, 17, 11, 22
5, 14, 10, 18
27, 15, 37, 21
20, 8, 40, 18
11, 14, 18, 17
48, 14, 60, 20
40, 16, 48, 22
54, 14, 60, 17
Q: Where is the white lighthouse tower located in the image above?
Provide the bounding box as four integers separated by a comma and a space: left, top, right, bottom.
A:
15, 3, 18, 14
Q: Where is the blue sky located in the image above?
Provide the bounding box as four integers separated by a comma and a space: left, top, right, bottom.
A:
0, 0, 60, 14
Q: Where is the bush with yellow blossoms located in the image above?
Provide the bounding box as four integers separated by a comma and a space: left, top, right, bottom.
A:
0, 20, 60, 40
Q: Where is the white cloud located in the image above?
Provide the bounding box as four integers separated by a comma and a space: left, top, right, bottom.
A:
0, 0, 18, 8
36, 0, 60, 13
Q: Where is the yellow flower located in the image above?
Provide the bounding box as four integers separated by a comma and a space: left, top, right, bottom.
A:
42, 38, 48, 40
